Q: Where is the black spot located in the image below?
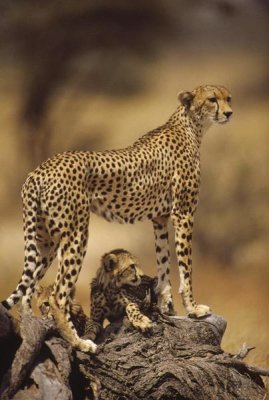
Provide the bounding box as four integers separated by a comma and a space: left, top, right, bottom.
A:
18, 284, 27, 295
25, 269, 33, 278
179, 261, 188, 269
42, 257, 47, 265
160, 233, 168, 240
1, 300, 11, 310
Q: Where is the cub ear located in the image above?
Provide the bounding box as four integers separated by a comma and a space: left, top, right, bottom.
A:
35, 284, 43, 296
177, 91, 194, 110
103, 253, 118, 272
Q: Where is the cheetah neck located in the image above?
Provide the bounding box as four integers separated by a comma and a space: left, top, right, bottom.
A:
169, 106, 212, 146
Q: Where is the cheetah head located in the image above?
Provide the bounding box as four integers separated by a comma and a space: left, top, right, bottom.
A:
102, 249, 142, 288
178, 85, 232, 125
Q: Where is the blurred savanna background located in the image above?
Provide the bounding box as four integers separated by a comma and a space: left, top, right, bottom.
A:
0, 0, 268, 370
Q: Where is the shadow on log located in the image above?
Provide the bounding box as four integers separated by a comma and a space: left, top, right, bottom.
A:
0, 304, 268, 400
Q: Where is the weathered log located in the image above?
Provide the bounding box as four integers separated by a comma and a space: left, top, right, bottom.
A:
0, 305, 56, 400
0, 304, 268, 400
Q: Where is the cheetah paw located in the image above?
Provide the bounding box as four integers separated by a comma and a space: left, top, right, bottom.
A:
188, 304, 211, 319
77, 338, 98, 353
157, 290, 173, 314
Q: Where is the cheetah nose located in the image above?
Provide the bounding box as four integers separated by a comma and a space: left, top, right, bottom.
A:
224, 111, 233, 119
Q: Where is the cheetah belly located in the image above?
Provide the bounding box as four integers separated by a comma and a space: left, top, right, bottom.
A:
90, 188, 172, 224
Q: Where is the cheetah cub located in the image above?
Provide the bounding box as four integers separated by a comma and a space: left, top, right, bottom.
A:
85, 249, 156, 341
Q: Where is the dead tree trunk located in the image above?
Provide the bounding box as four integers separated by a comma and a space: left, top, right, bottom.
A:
0, 304, 268, 400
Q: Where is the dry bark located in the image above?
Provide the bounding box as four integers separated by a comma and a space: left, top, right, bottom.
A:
0, 304, 268, 400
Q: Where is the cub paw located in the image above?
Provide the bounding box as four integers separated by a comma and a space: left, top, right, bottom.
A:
133, 316, 153, 332
188, 304, 211, 319
78, 338, 98, 353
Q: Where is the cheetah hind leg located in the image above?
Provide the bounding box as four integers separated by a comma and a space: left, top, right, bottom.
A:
49, 216, 97, 352
49, 295, 97, 353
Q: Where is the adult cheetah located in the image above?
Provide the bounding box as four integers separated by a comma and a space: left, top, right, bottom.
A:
1, 84, 232, 352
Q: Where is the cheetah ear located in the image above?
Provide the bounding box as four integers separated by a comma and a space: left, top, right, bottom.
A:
177, 91, 194, 110
103, 253, 118, 272
35, 284, 43, 296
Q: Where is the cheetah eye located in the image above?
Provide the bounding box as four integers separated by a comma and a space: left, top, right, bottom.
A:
227, 96, 232, 103
208, 97, 217, 103
121, 269, 131, 278
129, 264, 136, 269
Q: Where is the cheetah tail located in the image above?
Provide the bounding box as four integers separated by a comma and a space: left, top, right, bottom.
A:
1, 276, 26, 309
1, 176, 41, 310
1, 299, 12, 310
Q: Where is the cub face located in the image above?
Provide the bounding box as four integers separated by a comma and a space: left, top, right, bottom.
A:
35, 284, 53, 315
36, 284, 76, 316
102, 249, 143, 288
178, 85, 233, 125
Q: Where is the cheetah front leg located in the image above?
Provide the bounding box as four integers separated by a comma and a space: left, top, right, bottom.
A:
171, 212, 211, 318
152, 218, 174, 314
